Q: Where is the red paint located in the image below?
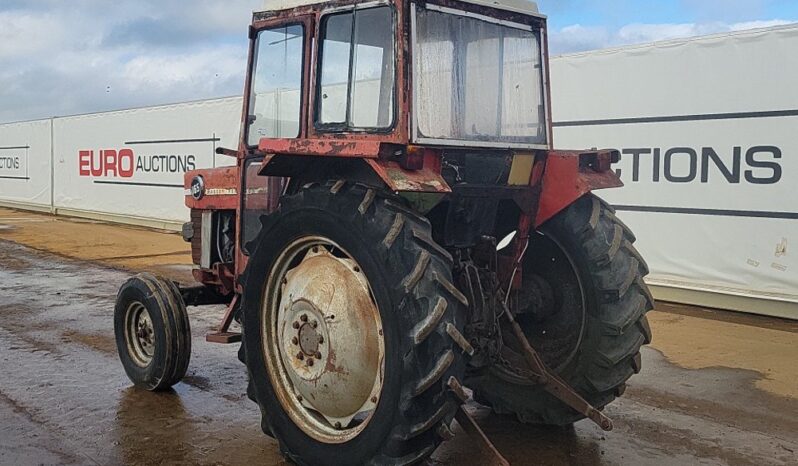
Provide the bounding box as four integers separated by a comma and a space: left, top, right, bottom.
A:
118, 149, 134, 177
184, 166, 240, 210
103, 149, 117, 177
78, 148, 135, 178
78, 150, 91, 176
90, 150, 103, 176
259, 138, 382, 158
193, 263, 236, 296
535, 150, 623, 226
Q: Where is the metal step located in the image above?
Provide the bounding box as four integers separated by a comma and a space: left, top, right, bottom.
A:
205, 331, 242, 344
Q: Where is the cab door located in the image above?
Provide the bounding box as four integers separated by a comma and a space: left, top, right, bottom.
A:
237, 16, 313, 276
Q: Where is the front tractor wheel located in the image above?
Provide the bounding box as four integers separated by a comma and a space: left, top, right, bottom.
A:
468, 194, 653, 425
114, 273, 191, 391
240, 182, 467, 465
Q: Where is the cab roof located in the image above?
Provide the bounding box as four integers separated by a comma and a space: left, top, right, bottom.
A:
258, 0, 539, 16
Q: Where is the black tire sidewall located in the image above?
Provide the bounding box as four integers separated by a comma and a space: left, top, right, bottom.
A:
242, 206, 404, 465
539, 211, 602, 383
114, 277, 172, 390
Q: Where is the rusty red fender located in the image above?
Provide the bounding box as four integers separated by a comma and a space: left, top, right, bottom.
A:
536, 150, 623, 226
258, 139, 452, 193
258, 138, 381, 158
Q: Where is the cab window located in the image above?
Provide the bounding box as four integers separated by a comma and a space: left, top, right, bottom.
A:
317, 6, 395, 130
247, 24, 305, 146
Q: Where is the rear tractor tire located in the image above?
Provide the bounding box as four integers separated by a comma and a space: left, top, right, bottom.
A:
114, 272, 192, 391
468, 194, 653, 425
239, 182, 468, 466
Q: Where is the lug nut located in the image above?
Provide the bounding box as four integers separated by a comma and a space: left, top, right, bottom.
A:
371, 396, 377, 403
297, 352, 304, 360
291, 336, 298, 345
297, 394, 303, 401
315, 351, 322, 359
307, 359, 314, 367
293, 321, 300, 329
318, 335, 324, 344
334, 422, 342, 429
300, 314, 308, 322
311, 320, 318, 328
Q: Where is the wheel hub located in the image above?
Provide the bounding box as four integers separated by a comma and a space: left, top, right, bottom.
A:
126, 302, 155, 367
498, 231, 586, 382
297, 321, 321, 356
267, 240, 385, 442
280, 298, 331, 381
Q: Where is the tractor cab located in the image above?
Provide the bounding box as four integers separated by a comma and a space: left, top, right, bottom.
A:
245, 0, 549, 149
225, 0, 564, 277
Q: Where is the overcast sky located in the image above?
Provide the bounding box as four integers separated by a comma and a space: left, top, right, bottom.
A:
0, 0, 795, 123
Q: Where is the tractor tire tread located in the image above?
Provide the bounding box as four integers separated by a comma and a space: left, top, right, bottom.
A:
239, 181, 466, 465
115, 272, 191, 391
467, 194, 652, 425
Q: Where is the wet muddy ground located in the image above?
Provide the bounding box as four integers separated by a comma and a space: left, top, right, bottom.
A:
1, 209, 797, 465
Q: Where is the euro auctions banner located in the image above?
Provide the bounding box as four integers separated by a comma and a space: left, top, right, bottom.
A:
53, 97, 242, 222
0, 119, 52, 208
550, 24, 798, 312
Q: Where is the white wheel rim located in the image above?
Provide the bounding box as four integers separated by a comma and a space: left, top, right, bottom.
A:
126, 302, 155, 367
261, 236, 385, 444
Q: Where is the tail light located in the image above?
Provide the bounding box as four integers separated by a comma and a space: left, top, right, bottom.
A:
579, 149, 620, 172
403, 145, 440, 171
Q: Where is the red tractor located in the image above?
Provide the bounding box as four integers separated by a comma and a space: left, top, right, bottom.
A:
114, 0, 652, 463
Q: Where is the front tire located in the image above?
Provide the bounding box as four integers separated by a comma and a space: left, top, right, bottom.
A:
114, 273, 191, 391
240, 182, 468, 465
468, 194, 653, 425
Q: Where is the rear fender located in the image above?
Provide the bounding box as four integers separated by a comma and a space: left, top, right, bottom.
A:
258, 138, 451, 193
535, 150, 622, 227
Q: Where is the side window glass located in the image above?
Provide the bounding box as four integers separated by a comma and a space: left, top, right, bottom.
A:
318, 14, 352, 124
317, 6, 395, 129
248, 24, 304, 146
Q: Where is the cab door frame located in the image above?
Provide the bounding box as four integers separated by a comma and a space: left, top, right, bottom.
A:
234, 14, 315, 282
